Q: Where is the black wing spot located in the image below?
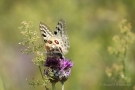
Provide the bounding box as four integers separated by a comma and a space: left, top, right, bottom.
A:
56, 27, 61, 31
42, 34, 46, 37
54, 31, 57, 35
58, 23, 63, 28
42, 30, 46, 33
58, 28, 60, 31
44, 40, 47, 43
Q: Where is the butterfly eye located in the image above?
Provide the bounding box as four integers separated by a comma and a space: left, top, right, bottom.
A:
54, 40, 59, 44
48, 40, 52, 44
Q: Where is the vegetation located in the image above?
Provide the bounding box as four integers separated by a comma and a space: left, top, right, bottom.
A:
0, 0, 135, 90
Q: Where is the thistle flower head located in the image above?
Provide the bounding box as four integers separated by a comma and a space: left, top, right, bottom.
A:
44, 57, 73, 83
44, 57, 60, 68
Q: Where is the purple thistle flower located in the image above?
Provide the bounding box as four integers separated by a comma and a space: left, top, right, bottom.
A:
59, 59, 73, 70
44, 57, 60, 68
44, 57, 73, 83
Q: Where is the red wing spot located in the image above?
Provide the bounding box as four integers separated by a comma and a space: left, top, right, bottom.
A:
54, 40, 59, 44
48, 40, 52, 44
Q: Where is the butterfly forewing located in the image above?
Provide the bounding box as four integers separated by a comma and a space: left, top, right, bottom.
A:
54, 19, 70, 54
54, 19, 66, 37
39, 22, 53, 43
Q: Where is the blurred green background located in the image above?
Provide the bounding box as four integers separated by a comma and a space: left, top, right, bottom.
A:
0, 0, 135, 90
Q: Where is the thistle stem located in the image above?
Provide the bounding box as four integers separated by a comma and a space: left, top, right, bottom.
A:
61, 82, 64, 90
52, 83, 56, 90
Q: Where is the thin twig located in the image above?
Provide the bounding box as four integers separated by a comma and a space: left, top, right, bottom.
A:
39, 66, 44, 80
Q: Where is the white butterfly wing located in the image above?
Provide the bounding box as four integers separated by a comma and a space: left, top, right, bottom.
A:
54, 19, 70, 55
39, 22, 53, 43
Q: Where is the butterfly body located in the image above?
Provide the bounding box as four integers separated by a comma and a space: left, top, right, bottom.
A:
39, 19, 69, 59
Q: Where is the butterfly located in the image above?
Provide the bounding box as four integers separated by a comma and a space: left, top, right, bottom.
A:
39, 19, 70, 59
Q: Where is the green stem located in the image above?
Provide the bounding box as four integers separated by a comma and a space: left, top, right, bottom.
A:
39, 66, 50, 90
39, 66, 44, 80
61, 82, 64, 90
52, 83, 56, 90
122, 59, 125, 75
123, 44, 127, 77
